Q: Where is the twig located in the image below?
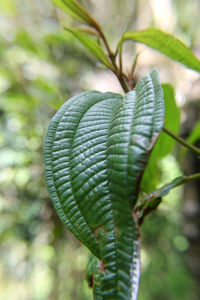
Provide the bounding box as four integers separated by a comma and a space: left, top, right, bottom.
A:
135, 172, 200, 218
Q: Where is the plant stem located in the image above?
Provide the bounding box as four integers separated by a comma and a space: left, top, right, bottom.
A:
163, 126, 200, 156
115, 72, 129, 93
140, 173, 200, 206
97, 26, 114, 61
93, 24, 129, 93
178, 172, 200, 184
95, 24, 200, 158
127, 53, 140, 90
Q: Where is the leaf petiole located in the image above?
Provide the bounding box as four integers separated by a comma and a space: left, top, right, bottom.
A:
135, 172, 200, 224
163, 126, 200, 156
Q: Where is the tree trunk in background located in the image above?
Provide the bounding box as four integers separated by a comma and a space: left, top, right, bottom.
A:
181, 100, 200, 298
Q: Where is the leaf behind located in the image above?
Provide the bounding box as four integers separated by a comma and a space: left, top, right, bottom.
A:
141, 84, 180, 192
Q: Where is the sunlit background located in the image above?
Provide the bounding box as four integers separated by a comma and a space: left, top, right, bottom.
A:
0, 0, 200, 299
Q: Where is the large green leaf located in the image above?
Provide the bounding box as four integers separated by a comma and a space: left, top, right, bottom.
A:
44, 69, 164, 299
121, 28, 200, 72
141, 84, 180, 192
52, 0, 96, 27
64, 27, 114, 69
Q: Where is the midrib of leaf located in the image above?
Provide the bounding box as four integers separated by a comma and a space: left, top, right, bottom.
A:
63, 0, 90, 22
124, 94, 137, 202
131, 239, 140, 300
105, 99, 137, 299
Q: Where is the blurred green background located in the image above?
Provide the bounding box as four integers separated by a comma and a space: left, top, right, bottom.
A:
0, 0, 200, 299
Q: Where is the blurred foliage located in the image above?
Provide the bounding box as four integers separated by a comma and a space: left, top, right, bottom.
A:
0, 0, 199, 299
0, 1, 95, 299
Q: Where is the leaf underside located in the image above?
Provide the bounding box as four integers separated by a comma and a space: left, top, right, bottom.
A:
44, 69, 164, 299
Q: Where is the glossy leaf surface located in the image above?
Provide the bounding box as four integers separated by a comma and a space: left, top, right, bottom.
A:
44, 69, 164, 299
121, 28, 200, 72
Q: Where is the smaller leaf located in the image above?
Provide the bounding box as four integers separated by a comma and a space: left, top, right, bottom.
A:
64, 27, 114, 69
121, 28, 200, 72
52, 0, 97, 27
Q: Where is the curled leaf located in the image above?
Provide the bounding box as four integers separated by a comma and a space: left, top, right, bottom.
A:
44, 69, 164, 299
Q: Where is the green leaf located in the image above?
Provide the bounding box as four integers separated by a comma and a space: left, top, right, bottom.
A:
154, 84, 180, 158
64, 27, 114, 69
52, 0, 96, 27
44, 69, 164, 299
187, 120, 200, 145
121, 28, 200, 72
141, 84, 180, 192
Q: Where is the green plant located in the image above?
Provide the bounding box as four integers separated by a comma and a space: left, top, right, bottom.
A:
44, 1, 200, 299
